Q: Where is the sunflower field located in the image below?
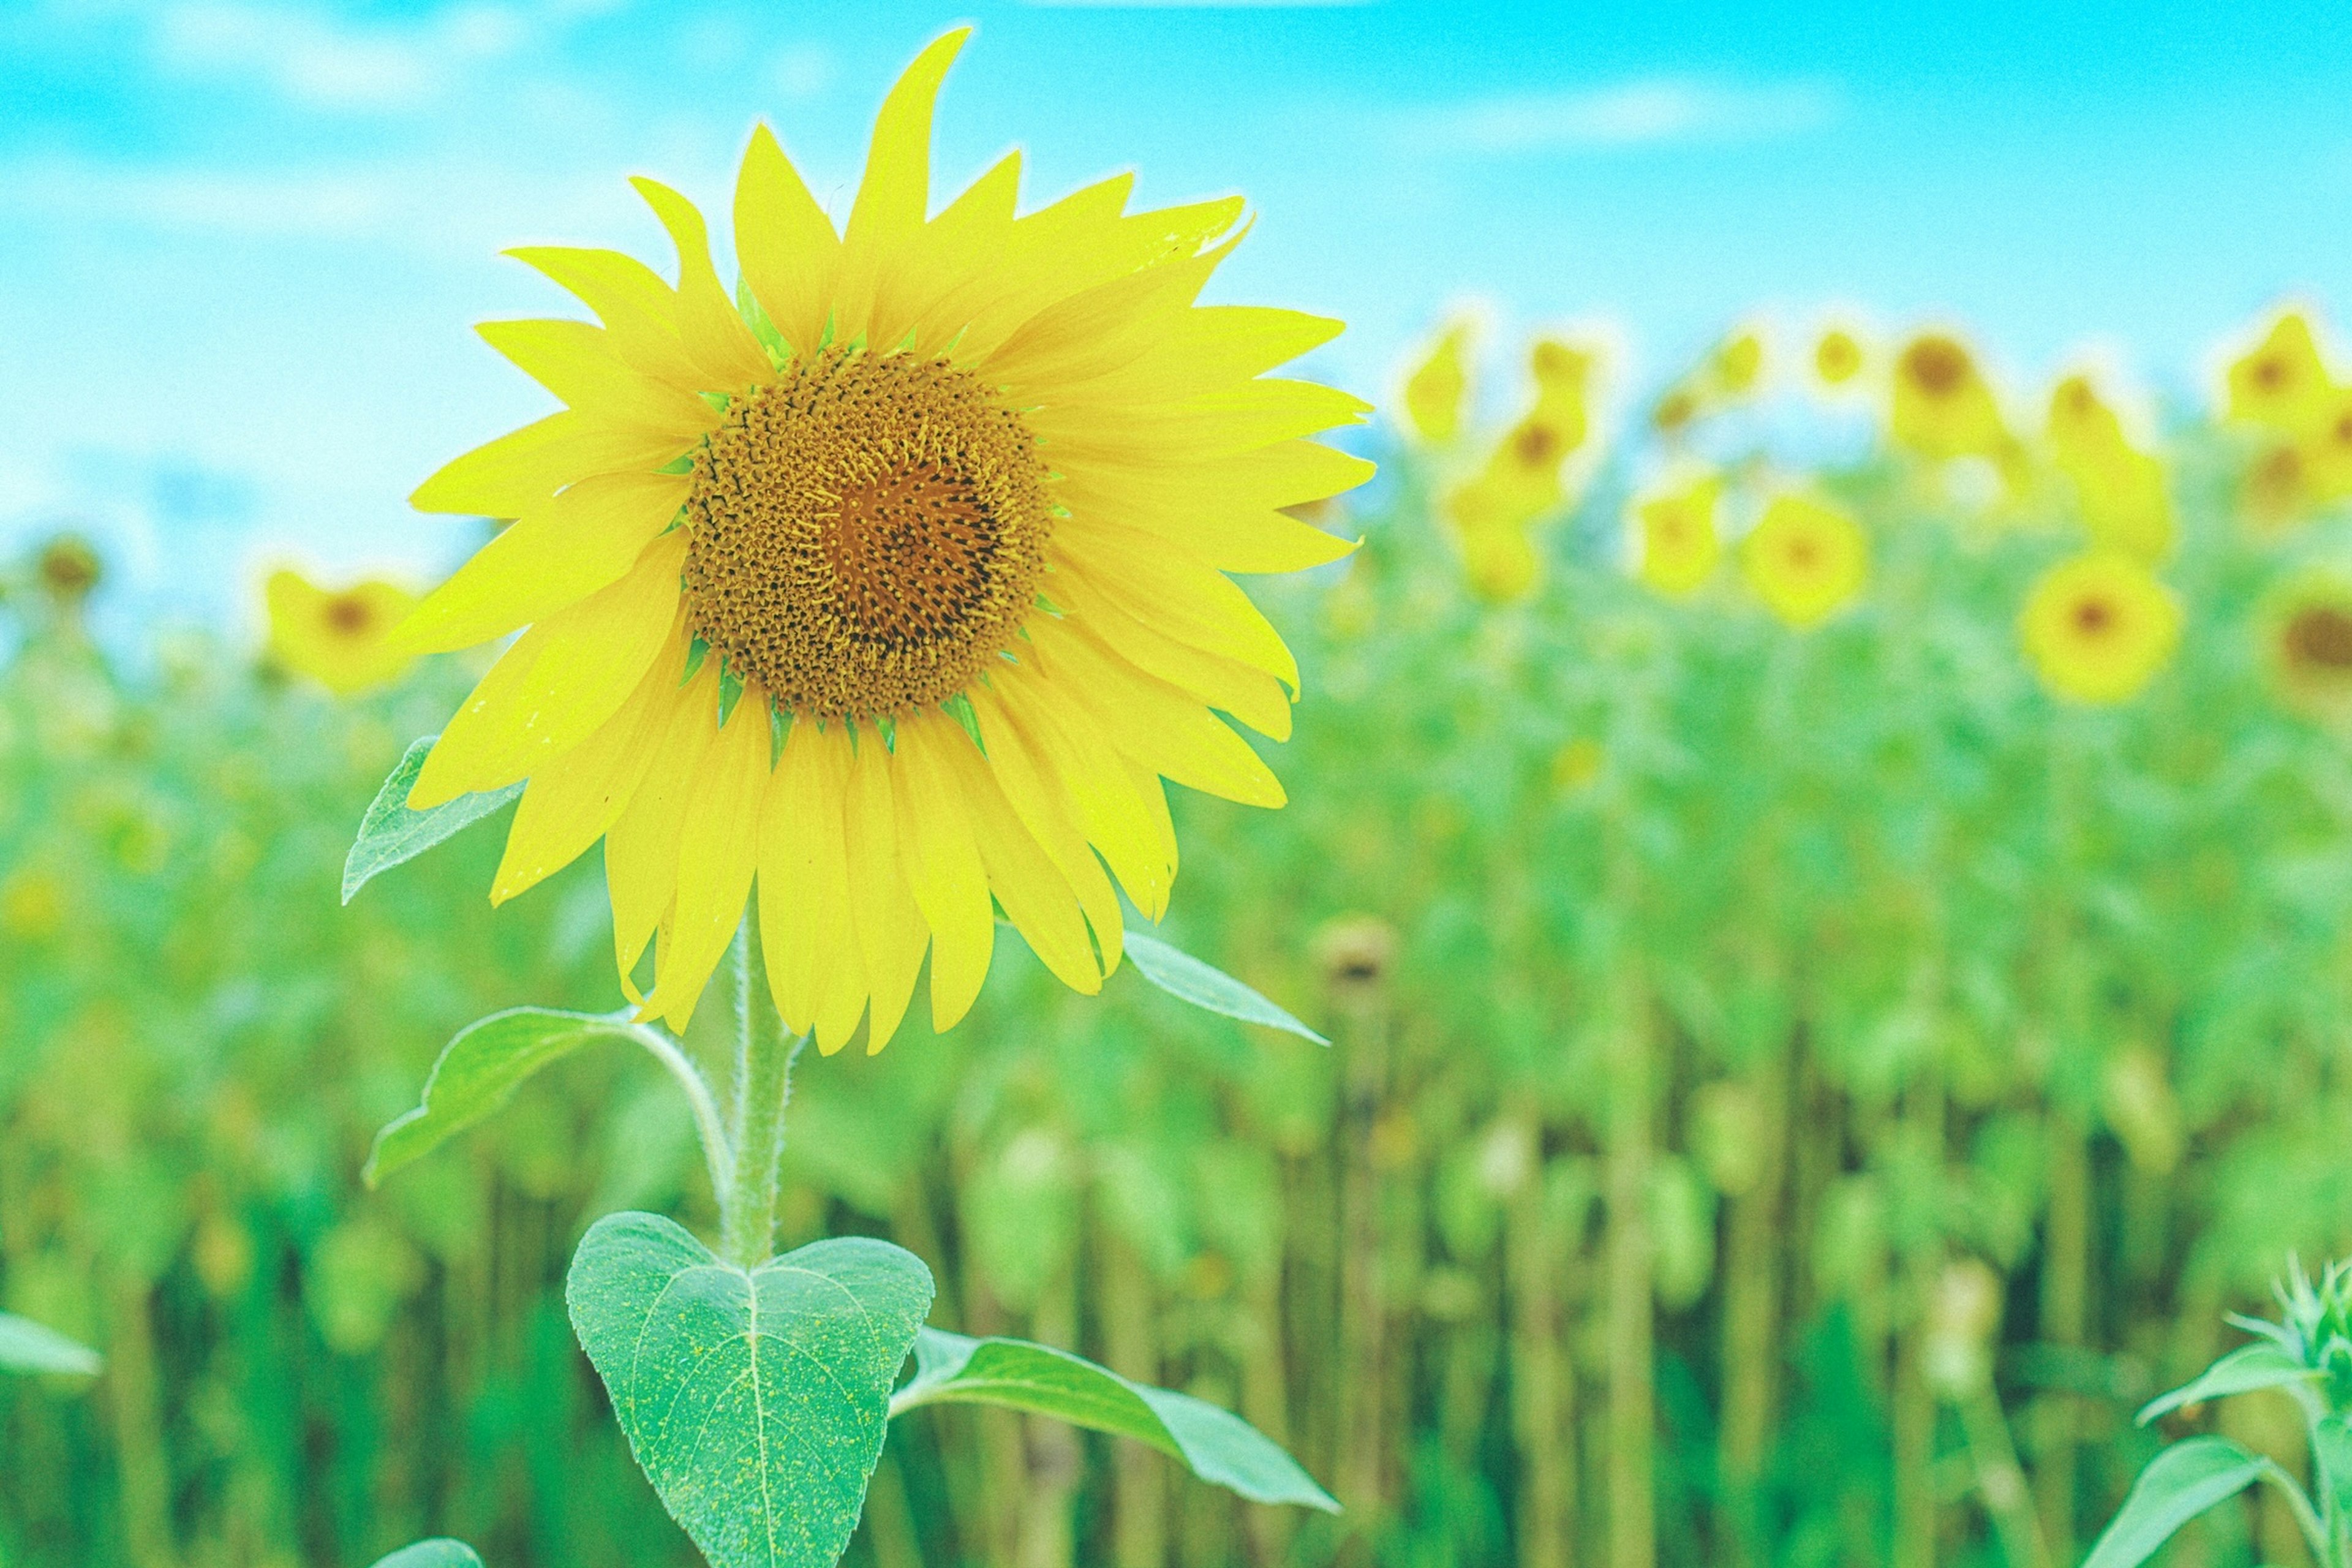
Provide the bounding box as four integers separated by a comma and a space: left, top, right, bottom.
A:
15, 23, 2352, 1566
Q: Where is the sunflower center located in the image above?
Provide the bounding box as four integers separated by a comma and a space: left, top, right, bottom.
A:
325, 595, 373, 635
680, 347, 1053, 721
1904, 339, 1969, 398
2253, 356, 2286, 391
2287, 607, 2352, 671
2073, 597, 2116, 636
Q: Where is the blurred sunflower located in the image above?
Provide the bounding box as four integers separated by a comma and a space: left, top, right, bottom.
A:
1650, 383, 1701, 437
1890, 331, 2008, 460
266, 570, 418, 696
2243, 442, 2315, 529
397, 29, 1371, 1052
2300, 385, 2352, 502
1706, 326, 1765, 398
1630, 473, 1722, 597
1741, 495, 1867, 629
2226, 309, 2331, 431
2261, 571, 2352, 720
2046, 377, 2174, 562
1813, 326, 1864, 388
1403, 319, 1473, 445
2018, 552, 2180, 704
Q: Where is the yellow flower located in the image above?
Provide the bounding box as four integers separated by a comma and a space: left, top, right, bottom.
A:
1527, 337, 1594, 450
265, 570, 418, 696
1630, 473, 1722, 597
1741, 495, 1867, 629
2244, 441, 2316, 529
1461, 526, 1539, 603
1814, 327, 1864, 386
2046, 377, 2173, 562
1650, 383, 1700, 437
2018, 551, 2180, 704
1439, 345, 1588, 560
1890, 331, 2008, 459
395, 30, 1371, 1052
1402, 320, 1473, 445
2261, 570, 2352, 720
2226, 309, 2331, 431
1707, 326, 1765, 396
2300, 385, 2352, 501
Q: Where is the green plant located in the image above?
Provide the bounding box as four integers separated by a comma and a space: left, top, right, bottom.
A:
2087, 1257, 2352, 1568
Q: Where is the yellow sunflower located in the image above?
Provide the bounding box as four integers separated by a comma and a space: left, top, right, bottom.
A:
395, 29, 1371, 1054
1741, 495, 1866, 628
1402, 318, 1474, 445
2225, 309, 2331, 431
2261, 570, 2352, 720
2018, 552, 2180, 704
2299, 385, 2352, 502
266, 570, 418, 695
1706, 326, 1765, 398
1813, 326, 1865, 388
1890, 331, 2008, 459
2046, 377, 2173, 562
1630, 473, 1722, 597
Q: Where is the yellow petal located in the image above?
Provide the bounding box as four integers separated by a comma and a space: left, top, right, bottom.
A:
1047, 526, 1300, 691
1052, 566, 1292, 739
410, 411, 698, 518
1030, 615, 1286, 808
734, 123, 843, 358
395, 470, 690, 654
629, 176, 775, 393
889, 715, 995, 1032
1054, 483, 1357, 576
640, 687, 771, 1031
967, 685, 1124, 976
843, 733, 930, 1054
605, 666, 720, 987
505, 246, 706, 393
1031, 378, 1371, 465
756, 718, 853, 1039
984, 663, 1170, 919
878, 149, 1022, 355
408, 534, 687, 805
984, 240, 1229, 397
1069, 305, 1346, 404
844, 29, 970, 262
932, 728, 1101, 995
491, 620, 682, 904
475, 318, 720, 437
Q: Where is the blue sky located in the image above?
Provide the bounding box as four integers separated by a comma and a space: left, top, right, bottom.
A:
4, 0, 2351, 635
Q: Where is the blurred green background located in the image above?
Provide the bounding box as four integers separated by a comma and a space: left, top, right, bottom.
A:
12, 307, 2352, 1568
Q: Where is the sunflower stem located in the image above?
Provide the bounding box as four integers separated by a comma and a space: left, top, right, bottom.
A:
720, 905, 805, 1268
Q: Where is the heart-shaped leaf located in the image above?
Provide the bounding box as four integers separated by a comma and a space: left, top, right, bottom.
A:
892, 1327, 1337, 1511
0, 1312, 102, 1377
342, 734, 523, 904
567, 1212, 934, 1568
1122, 928, 1327, 1044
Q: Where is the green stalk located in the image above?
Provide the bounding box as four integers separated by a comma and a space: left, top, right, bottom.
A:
1100, 1226, 1167, 1568
718, 908, 806, 1269
1605, 982, 1656, 1568
1957, 1383, 2050, 1568
1506, 1110, 1570, 1568
2035, 1110, 2090, 1564
1717, 1047, 1789, 1558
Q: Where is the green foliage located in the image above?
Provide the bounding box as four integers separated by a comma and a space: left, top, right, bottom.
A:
2083, 1438, 2291, 1568
894, 1327, 1338, 1510
341, 734, 521, 904
0, 1313, 99, 1377
1121, 928, 1329, 1044
371, 1542, 484, 1568
565, 1212, 933, 1568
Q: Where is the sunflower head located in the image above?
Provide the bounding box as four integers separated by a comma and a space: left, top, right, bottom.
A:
1708, 326, 1766, 397
1631, 473, 1722, 598
1403, 320, 1474, 445
2244, 441, 2316, 530
34, 533, 101, 606
2046, 383, 2174, 562
2226, 309, 2332, 431
2018, 551, 2181, 704
1814, 327, 1865, 387
1890, 331, 2008, 459
2301, 386, 2352, 503
1650, 383, 1700, 437
396, 29, 1371, 1052
2262, 571, 2352, 718
266, 570, 419, 696
2046, 374, 2117, 463
1741, 495, 1867, 630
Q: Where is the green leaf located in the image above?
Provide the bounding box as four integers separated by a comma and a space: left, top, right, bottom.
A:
567, 1213, 935, 1568
2082, 1436, 2274, 1568
892, 1327, 1338, 1512
342, 735, 522, 905
1121, 929, 1328, 1046
2314, 1414, 2352, 1519
365, 1007, 642, 1188
2137, 1342, 2320, 1425
0, 1313, 101, 1377
369, 1543, 483, 1568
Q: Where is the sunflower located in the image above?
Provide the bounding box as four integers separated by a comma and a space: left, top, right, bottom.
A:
396, 30, 1371, 1053
2243, 442, 2315, 529
2018, 552, 2180, 704
266, 570, 418, 696
1707, 326, 1765, 398
1890, 331, 2008, 460
2046, 377, 2173, 562
1403, 318, 1473, 445
2225, 309, 2331, 431
2261, 570, 2352, 719
2299, 385, 2352, 502
1814, 326, 1864, 388
1630, 473, 1721, 597
1741, 495, 1866, 629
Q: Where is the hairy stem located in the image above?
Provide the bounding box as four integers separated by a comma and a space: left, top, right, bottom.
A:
719, 908, 807, 1268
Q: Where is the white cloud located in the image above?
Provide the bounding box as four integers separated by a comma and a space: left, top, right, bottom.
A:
152, 2, 529, 112
1405, 78, 1839, 155
772, 42, 835, 100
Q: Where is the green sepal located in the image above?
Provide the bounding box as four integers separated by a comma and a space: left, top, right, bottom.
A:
941, 692, 984, 751
717, 664, 745, 728
680, 636, 709, 685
